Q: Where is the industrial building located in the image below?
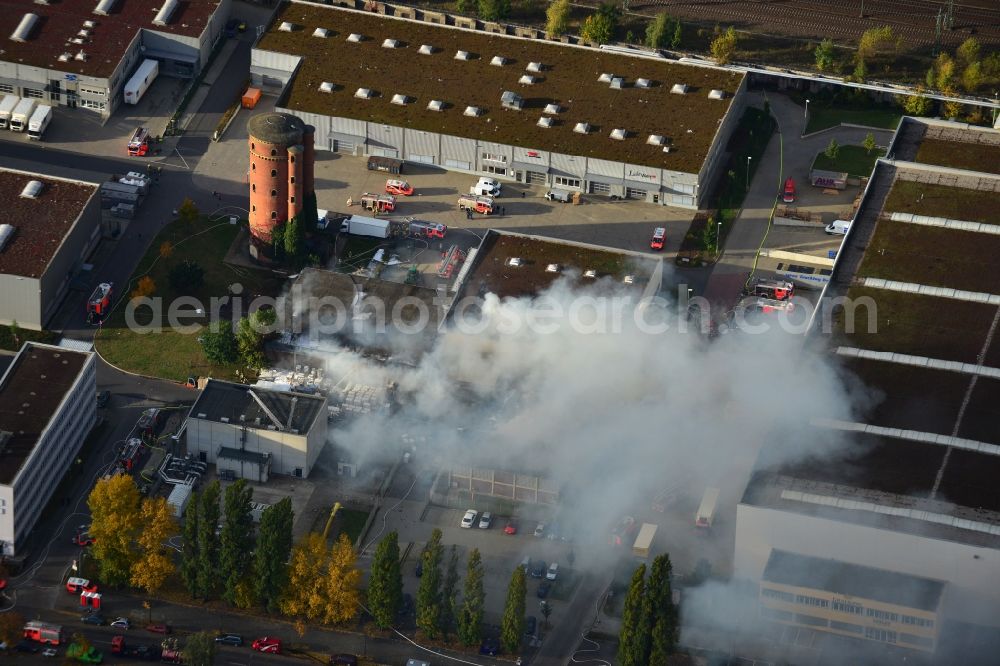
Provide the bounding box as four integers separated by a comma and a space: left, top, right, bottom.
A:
251, 0, 746, 208
735, 118, 1000, 660
0, 0, 228, 119
247, 111, 316, 258
0, 342, 96, 557
0, 168, 101, 330
184, 379, 328, 480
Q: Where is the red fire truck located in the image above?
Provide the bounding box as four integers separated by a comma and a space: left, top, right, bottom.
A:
128, 127, 150, 156
359, 192, 396, 213
438, 245, 466, 279
87, 282, 113, 324
23, 621, 63, 645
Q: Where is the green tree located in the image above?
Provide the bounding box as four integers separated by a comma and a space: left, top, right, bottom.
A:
195, 481, 221, 599
283, 216, 303, 263
646, 555, 677, 664
180, 489, 201, 596
202, 320, 238, 365
671, 20, 682, 49
617, 563, 647, 666
580, 12, 615, 45
645, 13, 674, 49
710, 26, 738, 65
271, 222, 286, 261
863, 132, 877, 155
130, 497, 178, 594
183, 631, 217, 666
857, 25, 896, 61
440, 545, 460, 639
956, 37, 981, 67
935, 52, 956, 90
546, 0, 571, 37
814, 38, 836, 72
942, 88, 963, 119
903, 87, 933, 116
962, 61, 982, 93
500, 566, 526, 654
825, 138, 840, 159
254, 497, 294, 612
167, 260, 204, 295
477, 0, 510, 21
220, 480, 254, 605
368, 532, 403, 629
236, 317, 265, 370
852, 57, 867, 83
8, 320, 20, 349
455, 0, 473, 14
458, 548, 486, 646
177, 197, 199, 224
416, 528, 444, 638
87, 474, 141, 586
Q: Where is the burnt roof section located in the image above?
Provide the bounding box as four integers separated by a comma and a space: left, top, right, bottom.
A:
248, 112, 306, 146
189, 379, 325, 434
763, 549, 945, 612
453, 229, 660, 303
0, 0, 221, 78
259, 1, 742, 173
0, 169, 97, 279
0, 343, 90, 485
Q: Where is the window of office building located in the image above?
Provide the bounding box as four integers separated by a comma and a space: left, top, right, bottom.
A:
795, 595, 829, 609
761, 588, 795, 603
865, 627, 897, 644
866, 608, 899, 623
482, 152, 507, 164
554, 176, 580, 189
484, 165, 508, 176
833, 601, 863, 615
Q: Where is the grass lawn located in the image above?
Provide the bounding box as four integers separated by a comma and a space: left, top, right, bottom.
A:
311, 506, 371, 544
884, 180, 1000, 225
915, 138, 1000, 175
805, 104, 901, 134
0, 326, 57, 352
811, 145, 885, 177
94, 215, 283, 382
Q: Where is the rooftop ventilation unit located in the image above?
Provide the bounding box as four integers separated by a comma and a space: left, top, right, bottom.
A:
573, 122, 591, 134
500, 91, 523, 110
584, 269, 597, 278
454, 50, 472, 60
671, 83, 689, 94
355, 88, 375, 99
623, 275, 635, 285
609, 77, 624, 89
74, 50, 88, 61
70, 37, 85, 44
647, 134, 666, 146
83, 20, 97, 28
278, 21, 296, 32
93, 0, 117, 16
662, 146, 673, 153
635, 78, 652, 88
545, 264, 560, 273
152, 0, 179, 26
58, 52, 72, 62
10, 13, 40, 42
543, 103, 561, 114
598, 72, 615, 83
347, 33, 364, 42
418, 44, 435, 54
518, 75, 538, 85
382, 38, 402, 48
312, 27, 330, 38
77, 29, 91, 38
537, 116, 553, 128
610, 128, 627, 140
0, 224, 14, 252
427, 99, 445, 111
318, 81, 335, 93
506, 257, 523, 267
708, 89, 727, 100
464, 106, 483, 117
526, 62, 544, 72
20, 180, 43, 199
390, 94, 410, 105
490, 55, 508, 66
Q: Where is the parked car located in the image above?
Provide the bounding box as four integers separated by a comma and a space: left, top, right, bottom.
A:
826, 219, 852, 235
72, 533, 95, 547
110, 617, 131, 629
215, 634, 243, 646
42, 648, 57, 657
385, 179, 414, 196
650, 227, 666, 250
525, 616, 537, 636
533, 522, 546, 538
479, 637, 500, 656
475, 177, 502, 196
81, 614, 105, 626
530, 561, 547, 578
461, 509, 478, 528
96, 390, 111, 408
504, 520, 517, 535
547, 562, 559, 580
146, 624, 171, 634
252, 637, 282, 654
537, 581, 551, 598
331, 654, 359, 666
479, 512, 493, 529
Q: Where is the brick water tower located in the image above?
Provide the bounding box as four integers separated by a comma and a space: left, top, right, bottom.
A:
247, 112, 315, 260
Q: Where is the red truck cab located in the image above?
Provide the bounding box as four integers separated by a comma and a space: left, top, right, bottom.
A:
782, 177, 796, 203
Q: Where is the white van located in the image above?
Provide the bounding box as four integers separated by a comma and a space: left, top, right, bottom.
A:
546, 562, 559, 580
825, 219, 852, 235
472, 177, 501, 196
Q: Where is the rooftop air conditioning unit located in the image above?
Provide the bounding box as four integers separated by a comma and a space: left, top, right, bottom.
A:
318, 81, 335, 93
58, 52, 72, 62
390, 94, 409, 105
526, 62, 544, 72
312, 27, 330, 38
464, 106, 483, 117
75, 50, 88, 61
355, 88, 374, 99
623, 275, 635, 284
490, 55, 508, 66
647, 134, 666, 146
382, 38, 401, 48
610, 128, 627, 140
537, 117, 553, 128
20, 180, 43, 198
427, 99, 445, 111
708, 89, 727, 100
418, 44, 435, 54
506, 257, 523, 267
83, 20, 96, 28
278, 21, 296, 32
500, 91, 523, 110
584, 270, 597, 278
635, 78, 652, 88
347, 33, 364, 42
0, 224, 14, 253
518, 75, 538, 85
455, 50, 472, 60
77, 29, 91, 38
598, 72, 615, 83
70, 37, 85, 44
543, 103, 561, 114
671, 83, 689, 94
545, 264, 560, 273
573, 122, 591, 134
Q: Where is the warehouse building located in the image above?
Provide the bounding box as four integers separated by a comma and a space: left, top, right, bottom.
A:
0, 168, 101, 330
735, 120, 1000, 660
0, 342, 96, 557
184, 379, 328, 480
0, 0, 228, 119
251, 1, 747, 208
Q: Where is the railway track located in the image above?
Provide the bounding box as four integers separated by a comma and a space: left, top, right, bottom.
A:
611, 0, 1000, 47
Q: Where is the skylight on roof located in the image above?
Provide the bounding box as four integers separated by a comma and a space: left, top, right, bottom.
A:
20, 180, 43, 199
455, 50, 472, 60
355, 88, 375, 99
671, 83, 689, 94
390, 94, 410, 105
610, 128, 627, 141
647, 134, 666, 146
10, 13, 39, 42
278, 21, 296, 32
708, 89, 727, 100
93, 0, 118, 16
464, 106, 483, 117
312, 27, 330, 38
490, 56, 508, 66
598, 73, 615, 83
610, 77, 624, 89
543, 104, 561, 114
318, 82, 335, 93
635, 78, 652, 88
526, 62, 544, 72
152, 0, 179, 27
518, 75, 538, 85
382, 38, 402, 48
537, 117, 553, 128
347, 33, 364, 42
418, 44, 435, 54
573, 123, 591, 134
427, 100, 445, 111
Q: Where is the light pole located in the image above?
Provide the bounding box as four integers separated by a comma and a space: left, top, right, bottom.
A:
805, 98, 810, 123
746, 156, 752, 192
717, 221, 722, 254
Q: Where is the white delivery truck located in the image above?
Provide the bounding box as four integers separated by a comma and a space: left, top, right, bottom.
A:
124, 59, 159, 105
9, 98, 36, 132
695, 487, 720, 528
0, 95, 19, 130
26, 104, 52, 140
339, 215, 391, 238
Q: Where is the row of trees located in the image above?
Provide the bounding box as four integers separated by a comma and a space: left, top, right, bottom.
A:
200, 307, 276, 369
618, 554, 678, 666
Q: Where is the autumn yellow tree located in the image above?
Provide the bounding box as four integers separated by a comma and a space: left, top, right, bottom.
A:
280, 533, 329, 620
131, 276, 156, 300
131, 497, 179, 594
88, 474, 141, 586
159, 241, 174, 259
320, 534, 361, 625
